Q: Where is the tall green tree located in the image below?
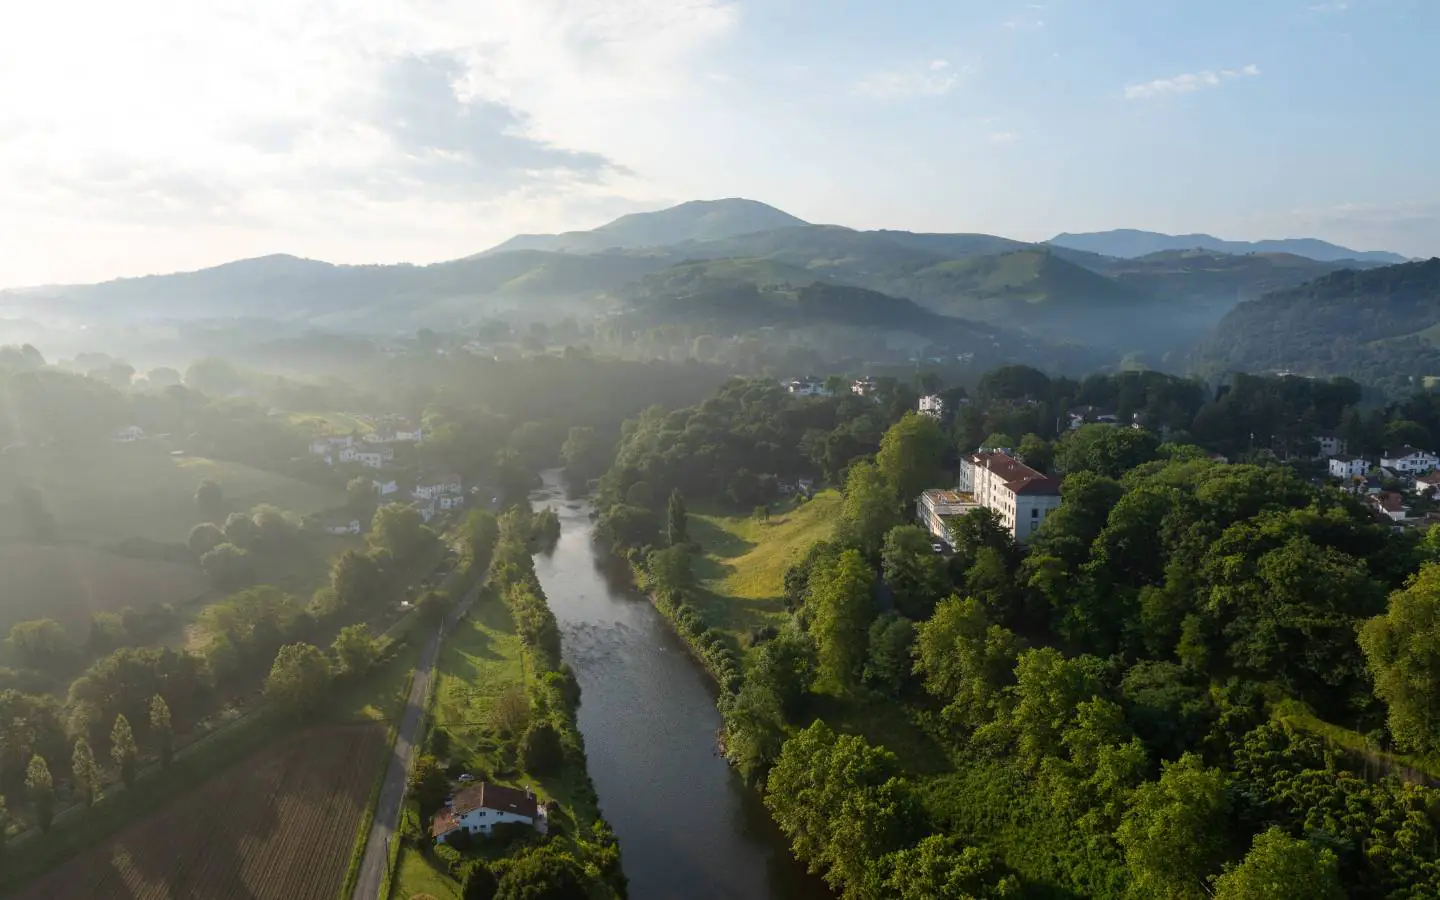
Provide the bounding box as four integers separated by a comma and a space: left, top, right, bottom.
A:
369, 503, 436, 565
111, 714, 137, 788
264, 643, 332, 716
1213, 827, 1344, 900
1115, 753, 1230, 900
1360, 563, 1440, 753
666, 488, 689, 547
331, 624, 379, 677
864, 613, 915, 695
880, 835, 1017, 899
808, 550, 875, 696
72, 737, 101, 806
194, 478, 224, 521
2, 619, 76, 675
25, 755, 53, 832
876, 412, 947, 502
840, 460, 900, 557
914, 596, 1024, 732
149, 694, 173, 768
881, 525, 951, 620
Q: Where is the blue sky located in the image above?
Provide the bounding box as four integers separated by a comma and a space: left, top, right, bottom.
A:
0, 0, 1435, 286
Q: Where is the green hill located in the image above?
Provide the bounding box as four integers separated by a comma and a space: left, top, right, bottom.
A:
1191, 258, 1440, 388
480, 199, 808, 255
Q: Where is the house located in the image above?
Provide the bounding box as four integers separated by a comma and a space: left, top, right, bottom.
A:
1316, 433, 1347, 457
414, 473, 463, 500
432, 783, 541, 843
372, 478, 399, 496
916, 489, 980, 543
339, 445, 393, 469
113, 425, 145, 442
414, 499, 438, 522
1328, 455, 1369, 480
918, 395, 945, 419
309, 435, 354, 455
851, 377, 878, 397
323, 519, 363, 536
1381, 446, 1439, 474
1067, 406, 1120, 430
1417, 474, 1440, 497
957, 451, 1062, 542
1368, 491, 1409, 522
784, 377, 831, 397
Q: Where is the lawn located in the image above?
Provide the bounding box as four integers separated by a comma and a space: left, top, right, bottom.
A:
390, 847, 461, 900
689, 490, 842, 644
284, 410, 375, 435
0, 441, 345, 544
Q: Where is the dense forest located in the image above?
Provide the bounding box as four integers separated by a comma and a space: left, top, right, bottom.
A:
592, 367, 1440, 899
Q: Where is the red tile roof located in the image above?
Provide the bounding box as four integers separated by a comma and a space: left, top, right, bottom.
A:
969, 452, 1061, 496
432, 782, 539, 838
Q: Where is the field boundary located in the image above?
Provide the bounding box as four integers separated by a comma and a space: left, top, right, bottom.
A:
340, 667, 415, 900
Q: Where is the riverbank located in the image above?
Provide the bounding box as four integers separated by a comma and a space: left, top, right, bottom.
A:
387, 508, 623, 900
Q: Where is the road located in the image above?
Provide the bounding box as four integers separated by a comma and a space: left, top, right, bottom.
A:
351, 587, 478, 900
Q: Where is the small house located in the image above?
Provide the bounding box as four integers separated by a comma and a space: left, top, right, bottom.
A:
1380, 446, 1439, 474
323, 519, 363, 536
1328, 455, 1368, 480
1316, 433, 1347, 458
1368, 492, 1409, 523
432, 783, 541, 843
918, 395, 945, 419
1067, 406, 1120, 430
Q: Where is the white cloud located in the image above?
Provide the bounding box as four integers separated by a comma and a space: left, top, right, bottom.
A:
1308, 1, 1350, 12
989, 132, 1018, 144
853, 59, 965, 100
1124, 64, 1261, 100
0, 0, 739, 285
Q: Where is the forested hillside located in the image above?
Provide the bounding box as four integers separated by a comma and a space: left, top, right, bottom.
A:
590, 367, 1440, 899
1193, 258, 1440, 390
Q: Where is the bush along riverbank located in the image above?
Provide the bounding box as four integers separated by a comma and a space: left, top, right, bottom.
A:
392, 505, 627, 900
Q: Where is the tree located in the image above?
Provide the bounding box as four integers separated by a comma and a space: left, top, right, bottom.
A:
881, 525, 951, 620
345, 476, 376, 513
150, 694, 173, 768
331, 624, 380, 677
194, 478, 223, 521
560, 426, 607, 482
461, 509, 500, 572
25, 754, 53, 832
1055, 424, 1159, 478
1360, 563, 1440, 753
765, 721, 917, 894
330, 549, 382, 611
1016, 433, 1054, 473
494, 847, 589, 900
881, 835, 1017, 899
914, 596, 1024, 731
1009, 648, 1108, 767
1213, 827, 1344, 900
521, 722, 565, 776
876, 412, 947, 503
72, 737, 101, 806
184, 357, 240, 394
409, 753, 451, 814
490, 685, 532, 736
187, 522, 225, 557
369, 503, 436, 565
808, 550, 875, 696
264, 643, 332, 716
666, 488, 689, 547
1115, 753, 1230, 900
111, 714, 137, 787
462, 862, 500, 900
865, 613, 915, 695
200, 542, 252, 589
3, 619, 76, 674
840, 460, 900, 557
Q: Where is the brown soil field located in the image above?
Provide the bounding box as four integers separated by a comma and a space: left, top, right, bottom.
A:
0, 543, 209, 638
14, 724, 387, 900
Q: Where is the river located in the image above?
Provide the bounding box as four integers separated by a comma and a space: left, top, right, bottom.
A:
529, 472, 830, 900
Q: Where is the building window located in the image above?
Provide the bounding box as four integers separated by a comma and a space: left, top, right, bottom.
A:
1031, 508, 1039, 518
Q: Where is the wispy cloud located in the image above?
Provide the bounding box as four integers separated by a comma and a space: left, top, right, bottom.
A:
853, 59, 964, 100
1308, 1, 1350, 12
989, 132, 1018, 144
1124, 64, 1260, 100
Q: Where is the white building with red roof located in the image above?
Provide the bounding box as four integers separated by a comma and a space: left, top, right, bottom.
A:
432, 782, 541, 843
957, 450, 1062, 542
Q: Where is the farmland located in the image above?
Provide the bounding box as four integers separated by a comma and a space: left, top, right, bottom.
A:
0, 543, 209, 638
13, 724, 388, 900
0, 440, 345, 544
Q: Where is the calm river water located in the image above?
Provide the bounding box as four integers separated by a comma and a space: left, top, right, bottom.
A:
529, 472, 830, 900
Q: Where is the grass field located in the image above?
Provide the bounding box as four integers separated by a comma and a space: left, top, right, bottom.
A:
13, 724, 387, 900
689, 490, 842, 644
431, 595, 528, 768
390, 849, 461, 900
285, 411, 375, 435
0, 441, 345, 544
0, 543, 209, 638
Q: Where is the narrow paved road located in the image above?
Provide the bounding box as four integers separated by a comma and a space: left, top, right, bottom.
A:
352, 588, 478, 900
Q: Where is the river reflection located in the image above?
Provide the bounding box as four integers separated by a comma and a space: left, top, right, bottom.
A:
529, 472, 831, 900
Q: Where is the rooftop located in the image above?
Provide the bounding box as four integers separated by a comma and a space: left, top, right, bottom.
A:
969, 451, 1061, 496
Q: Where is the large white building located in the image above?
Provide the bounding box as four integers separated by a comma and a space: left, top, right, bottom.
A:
916, 489, 980, 543
918, 395, 945, 419
432, 783, 541, 842
1328, 455, 1368, 480
957, 451, 1062, 542
1380, 446, 1439, 474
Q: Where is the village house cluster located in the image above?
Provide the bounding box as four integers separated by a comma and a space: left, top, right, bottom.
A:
306, 416, 470, 529
1324, 439, 1440, 527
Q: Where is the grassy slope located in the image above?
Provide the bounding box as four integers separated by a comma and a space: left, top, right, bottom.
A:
0, 441, 344, 543
689, 490, 842, 646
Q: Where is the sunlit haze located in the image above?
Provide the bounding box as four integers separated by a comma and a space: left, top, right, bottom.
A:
2, 0, 1437, 288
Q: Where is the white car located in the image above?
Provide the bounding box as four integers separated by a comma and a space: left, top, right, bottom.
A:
457, 773, 474, 782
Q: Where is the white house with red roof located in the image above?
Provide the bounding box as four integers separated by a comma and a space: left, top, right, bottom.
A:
432, 783, 542, 843
957, 450, 1062, 542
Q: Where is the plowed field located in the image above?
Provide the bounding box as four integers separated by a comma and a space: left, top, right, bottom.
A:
14, 724, 387, 900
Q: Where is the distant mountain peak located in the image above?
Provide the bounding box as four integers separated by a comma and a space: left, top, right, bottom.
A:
1048, 229, 1407, 265
479, 198, 809, 257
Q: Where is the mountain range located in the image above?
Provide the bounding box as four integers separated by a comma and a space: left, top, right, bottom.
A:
0, 198, 1422, 372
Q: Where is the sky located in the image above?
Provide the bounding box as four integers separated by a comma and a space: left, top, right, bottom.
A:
1, 0, 1437, 288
